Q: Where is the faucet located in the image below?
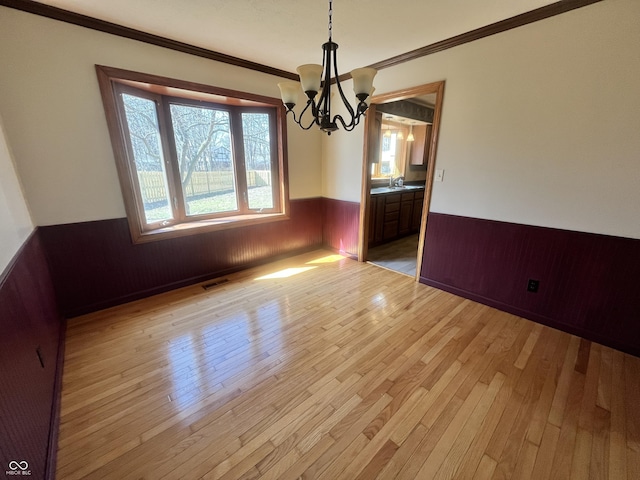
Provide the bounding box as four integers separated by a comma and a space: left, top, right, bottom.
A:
390, 176, 404, 187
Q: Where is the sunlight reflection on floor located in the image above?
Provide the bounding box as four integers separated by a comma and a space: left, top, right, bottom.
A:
254, 266, 317, 280
254, 253, 348, 280
305, 254, 346, 264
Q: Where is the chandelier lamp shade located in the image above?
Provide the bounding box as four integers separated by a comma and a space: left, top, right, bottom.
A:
277, 0, 377, 135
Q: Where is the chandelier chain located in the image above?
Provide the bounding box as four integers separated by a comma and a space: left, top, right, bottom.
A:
277, 0, 376, 134
328, 0, 333, 40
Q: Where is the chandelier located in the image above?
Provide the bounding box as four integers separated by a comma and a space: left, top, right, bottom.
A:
277, 0, 377, 135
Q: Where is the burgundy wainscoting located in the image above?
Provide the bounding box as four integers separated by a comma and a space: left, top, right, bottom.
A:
420, 212, 640, 356
321, 197, 360, 258
39, 198, 323, 317
0, 231, 63, 480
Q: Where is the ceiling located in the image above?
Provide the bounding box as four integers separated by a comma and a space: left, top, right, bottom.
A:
32, 0, 559, 75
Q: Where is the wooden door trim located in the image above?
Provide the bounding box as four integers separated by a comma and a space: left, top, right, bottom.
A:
358, 81, 446, 282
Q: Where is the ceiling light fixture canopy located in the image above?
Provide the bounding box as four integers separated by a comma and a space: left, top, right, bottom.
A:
278, 0, 377, 135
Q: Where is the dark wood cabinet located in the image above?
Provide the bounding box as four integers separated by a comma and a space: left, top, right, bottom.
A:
382, 194, 401, 241
368, 194, 386, 244
412, 191, 424, 231
369, 188, 424, 247
399, 192, 414, 236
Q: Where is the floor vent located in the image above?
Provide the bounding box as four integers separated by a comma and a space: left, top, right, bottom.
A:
202, 278, 229, 290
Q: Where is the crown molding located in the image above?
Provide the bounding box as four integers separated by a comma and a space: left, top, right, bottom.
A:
338, 0, 603, 82
0, 0, 299, 80
1, 0, 603, 83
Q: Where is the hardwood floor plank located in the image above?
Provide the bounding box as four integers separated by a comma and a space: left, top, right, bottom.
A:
354, 439, 399, 480
277, 435, 335, 480
413, 382, 489, 478
473, 455, 498, 480
589, 406, 611, 480
570, 427, 593, 480
510, 440, 539, 480
489, 327, 563, 480
610, 349, 629, 479
390, 359, 462, 446
526, 332, 570, 446
548, 335, 582, 427
54, 249, 640, 480
624, 354, 640, 454
336, 387, 429, 479
549, 365, 585, 480
451, 372, 515, 480
394, 396, 465, 480
314, 433, 370, 480
514, 323, 544, 370
530, 422, 561, 480
295, 393, 362, 454
628, 446, 640, 480
433, 372, 506, 480
302, 392, 392, 478
374, 423, 429, 480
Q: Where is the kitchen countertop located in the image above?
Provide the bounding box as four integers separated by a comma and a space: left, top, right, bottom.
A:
370, 185, 425, 195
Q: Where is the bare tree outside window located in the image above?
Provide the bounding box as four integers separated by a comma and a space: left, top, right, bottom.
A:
170, 104, 238, 215
122, 94, 173, 223
97, 65, 287, 242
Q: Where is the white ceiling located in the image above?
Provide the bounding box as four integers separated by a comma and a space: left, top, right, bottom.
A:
33, 0, 558, 75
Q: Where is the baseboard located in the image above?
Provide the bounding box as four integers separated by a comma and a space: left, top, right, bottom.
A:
420, 276, 640, 358
65, 243, 323, 317
322, 243, 358, 260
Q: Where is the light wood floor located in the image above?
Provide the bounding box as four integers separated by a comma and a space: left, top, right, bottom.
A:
56, 249, 640, 479
367, 234, 420, 277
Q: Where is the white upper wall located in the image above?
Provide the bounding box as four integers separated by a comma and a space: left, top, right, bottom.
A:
0, 7, 322, 226
323, 0, 640, 239
0, 111, 33, 273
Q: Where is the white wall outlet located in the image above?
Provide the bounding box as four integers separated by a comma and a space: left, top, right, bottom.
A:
435, 169, 445, 182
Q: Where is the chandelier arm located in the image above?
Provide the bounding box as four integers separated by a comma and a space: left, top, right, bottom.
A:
331, 49, 357, 126
284, 100, 318, 130
316, 76, 331, 123
332, 112, 362, 131
289, 111, 318, 131
318, 42, 335, 128
280, 0, 375, 134
297, 100, 321, 130
296, 117, 319, 130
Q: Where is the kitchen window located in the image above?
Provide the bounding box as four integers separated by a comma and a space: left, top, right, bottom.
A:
371, 121, 408, 179
97, 65, 289, 243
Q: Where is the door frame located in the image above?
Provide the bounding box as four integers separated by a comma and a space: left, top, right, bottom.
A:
357, 81, 445, 281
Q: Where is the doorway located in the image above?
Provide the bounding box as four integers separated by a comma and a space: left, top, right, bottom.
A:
358, 81, 445, 280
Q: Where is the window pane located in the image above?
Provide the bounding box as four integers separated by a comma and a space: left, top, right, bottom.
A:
169, 104, 237, 215
121, 94, 173, 224
380, 132, 398, 176
242, 112, 274, 210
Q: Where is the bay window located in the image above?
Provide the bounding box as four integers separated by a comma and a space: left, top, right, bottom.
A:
97, 65, 288, 243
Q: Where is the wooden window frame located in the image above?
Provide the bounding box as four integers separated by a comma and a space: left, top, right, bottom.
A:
96, 65, 290, 244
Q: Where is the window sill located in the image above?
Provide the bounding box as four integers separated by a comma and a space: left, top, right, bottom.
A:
132, 212, 289, 244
